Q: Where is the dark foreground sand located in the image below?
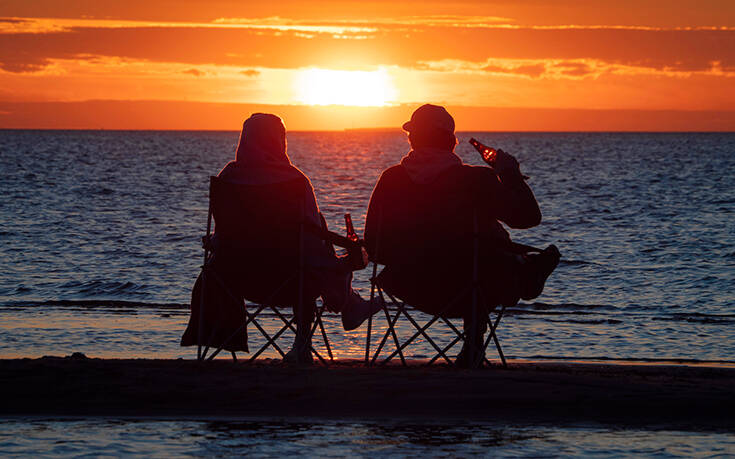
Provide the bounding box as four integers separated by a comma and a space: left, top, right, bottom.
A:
2, 357, 733, 430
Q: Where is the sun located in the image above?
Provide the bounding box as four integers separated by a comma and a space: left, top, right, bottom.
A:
294, 68, 397, 106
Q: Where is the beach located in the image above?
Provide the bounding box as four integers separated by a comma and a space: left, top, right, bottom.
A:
3, 356, 733, 431
2, 130, 734, 455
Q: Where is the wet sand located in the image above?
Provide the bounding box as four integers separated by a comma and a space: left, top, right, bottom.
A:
2, 356, 733, 430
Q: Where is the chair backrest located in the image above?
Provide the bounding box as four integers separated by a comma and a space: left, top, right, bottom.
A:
368, 167, 490, 317
372, 166, 478, 268
210, 176, 306, 261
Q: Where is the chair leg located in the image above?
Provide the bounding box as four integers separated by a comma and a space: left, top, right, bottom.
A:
247, 312, 291, 361
376, 287, 406, 365
489, 307, 507, 367
371, 300, 404, 365
378, 295, 447, 365
478, 289, 508, 367
270, 306, 329, 365
479, 315, 505, 367
199, 269, 304, 363
365, 262, 379, 364
381, 284, 476, 366
204, 304, 267, 362
370, 287, 406, 365
306, 307, 332, 363
197, 269, 207, 361
248, 320, 292, 361
399, 309, 452, 365
382, 290, 457, 366
426, 318, 465, 365
315, 307, 333, 361
205, 303, 262, 361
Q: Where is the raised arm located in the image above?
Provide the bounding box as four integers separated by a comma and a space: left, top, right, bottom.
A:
482, 149, 541, 229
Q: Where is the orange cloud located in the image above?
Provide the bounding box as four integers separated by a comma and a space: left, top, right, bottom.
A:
1, 0, 732, 28
482, 63, 547, 78
182, 68, 206, 77
1, 16, 734, 74
1, 1, 734, 129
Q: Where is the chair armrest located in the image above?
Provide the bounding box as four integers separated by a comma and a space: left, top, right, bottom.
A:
304, 222, 367, 270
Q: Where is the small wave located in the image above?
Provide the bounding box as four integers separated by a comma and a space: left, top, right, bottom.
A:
164, 233, 192, 242
3, 299, 188, 310
652, 313, 735, 325
499, 302, 617, 317
521, 301, 615, 311
504, 309, 597, 317
60, 280, 149, 296
558, 259, 594, 266
546, 318, 623, 325
523, 355, 735, 365
708, 198, 735, 205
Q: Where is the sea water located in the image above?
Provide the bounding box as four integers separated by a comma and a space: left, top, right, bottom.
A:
1, 418, 734, 457
1, 130, 733, 362
1, 130, 734, 455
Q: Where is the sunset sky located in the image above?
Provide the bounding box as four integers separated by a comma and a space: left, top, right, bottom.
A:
1, 0, 734, 130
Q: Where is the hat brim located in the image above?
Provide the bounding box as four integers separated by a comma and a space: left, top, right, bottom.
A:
401, 121, 413, 132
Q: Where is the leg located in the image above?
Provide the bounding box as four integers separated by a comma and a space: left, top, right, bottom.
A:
294, 299, 316, 363
457, 311, 487, 368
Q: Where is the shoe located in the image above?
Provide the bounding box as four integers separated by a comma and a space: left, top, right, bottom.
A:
283, 342, 314, 365
341, 291, 384, 331
456, 351, 486, 369
455, 335, 486, 368
520, 244, 561, 300
455, 348, 473, 368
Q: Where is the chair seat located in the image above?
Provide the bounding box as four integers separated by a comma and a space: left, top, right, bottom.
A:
377, 260, 520, 318
210, 251, 320, 307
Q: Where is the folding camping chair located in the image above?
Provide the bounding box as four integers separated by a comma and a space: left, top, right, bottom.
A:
181, 176, 360, 364
363, 206, 542, 369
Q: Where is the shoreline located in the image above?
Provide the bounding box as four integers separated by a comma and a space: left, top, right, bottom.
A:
2, 357, 734, 430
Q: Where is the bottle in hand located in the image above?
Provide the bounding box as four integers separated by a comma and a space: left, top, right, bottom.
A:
469, 137, 497, 167
469, 137, 529, 180
344, 213, 359, 243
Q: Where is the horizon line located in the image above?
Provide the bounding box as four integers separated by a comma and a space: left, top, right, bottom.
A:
2, 128, 734, 133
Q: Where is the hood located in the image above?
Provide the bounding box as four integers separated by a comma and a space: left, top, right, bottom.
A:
219, 113, 303, 185
235, 113, 289, 166
400, 146, 463, 184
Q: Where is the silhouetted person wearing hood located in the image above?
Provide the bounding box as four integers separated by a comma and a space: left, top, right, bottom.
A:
365, 104, 559, 366
214, 113, 379, 363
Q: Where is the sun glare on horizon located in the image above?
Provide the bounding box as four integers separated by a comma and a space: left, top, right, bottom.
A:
294, 68, 397, 106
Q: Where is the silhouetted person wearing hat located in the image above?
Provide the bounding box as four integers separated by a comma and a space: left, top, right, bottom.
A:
364, 104, 559, 366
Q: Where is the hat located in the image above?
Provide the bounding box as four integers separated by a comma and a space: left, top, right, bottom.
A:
402, 104, 455, 134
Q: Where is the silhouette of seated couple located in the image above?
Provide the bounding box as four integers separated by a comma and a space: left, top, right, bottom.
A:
206, 104, 559, 365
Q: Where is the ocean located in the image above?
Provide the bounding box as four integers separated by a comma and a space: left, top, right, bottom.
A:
1, 130, 733, 362
1, 130, 734, 456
